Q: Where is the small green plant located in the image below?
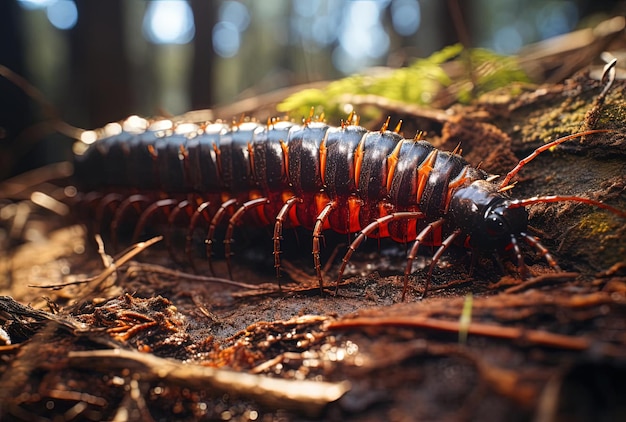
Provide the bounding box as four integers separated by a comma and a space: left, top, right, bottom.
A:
278, 44, 530, 121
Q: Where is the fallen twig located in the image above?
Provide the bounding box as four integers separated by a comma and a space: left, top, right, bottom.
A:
504, 272, 578, 294
123, 262, 264, 290
327, 316, 616, 353
68, 348, 350, 417
28, 236, 163, 289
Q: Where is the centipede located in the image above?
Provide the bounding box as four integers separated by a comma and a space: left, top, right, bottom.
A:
65, 102, 625, 301
3, 62, 625, 301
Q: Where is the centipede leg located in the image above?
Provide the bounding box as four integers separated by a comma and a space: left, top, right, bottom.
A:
225, 197, 268, 280
205, 198, 237, 277
131, 198, 178, 244
335, 211, 424, 295
187, 201, 211, 273
520, 232, 562, 272
95, 193, 124, 236
82, 191, 102, 216
273, 197, 302, 290
111, 194, 150, 251
422, 229, 461, 299
312, 201, 336, 295
402, 218, 444, 301
509, 235, 529, 279
165, 199, 193, 265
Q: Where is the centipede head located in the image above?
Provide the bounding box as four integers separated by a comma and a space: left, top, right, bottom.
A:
449, 180, 529, 251
476, 201, 529, 250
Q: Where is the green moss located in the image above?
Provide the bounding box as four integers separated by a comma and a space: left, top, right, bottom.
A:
515, 95, 598, 145
578, 213, 614, 237
596, 99, 626, 128
277, 44, 530, 122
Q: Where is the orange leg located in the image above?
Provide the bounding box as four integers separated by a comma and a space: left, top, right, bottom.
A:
312, 201, 336, 294
421, 229, 461, 299
224, 197, 268, 280
334, 211, 424, 295
402, 218, 444, 301
186, 201, 211, 273
131, 198, 178, 243
205, 198, 237, 277
272, 197, 302, 290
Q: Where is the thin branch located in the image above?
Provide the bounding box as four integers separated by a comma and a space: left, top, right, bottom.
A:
327, 316, 611, 352
68, 348, 350, 417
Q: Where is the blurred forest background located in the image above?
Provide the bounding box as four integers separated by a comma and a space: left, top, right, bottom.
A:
0, 0, 624, 180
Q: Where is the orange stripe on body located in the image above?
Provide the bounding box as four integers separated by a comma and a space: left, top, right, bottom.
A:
212, 142, 222, 179
443, 166, 470, 213
247, 142, 256, 180
385, 139, 404, 192
319, 135, 328, 184
279, 140, 289, 181
416, 150, 437, 204
354, 138, 365, 189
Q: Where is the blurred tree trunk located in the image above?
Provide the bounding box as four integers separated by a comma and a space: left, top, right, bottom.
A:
68, 0, 133, 128
190, 0, 217, 109
0, 0, 28, 180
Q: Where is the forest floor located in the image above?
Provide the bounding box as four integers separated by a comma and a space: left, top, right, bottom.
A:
1, 70, 626, 421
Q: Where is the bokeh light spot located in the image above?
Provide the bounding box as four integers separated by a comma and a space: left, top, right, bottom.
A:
213, 21, 240, 58
46, 0, 78, 30
143, 0, 195, 45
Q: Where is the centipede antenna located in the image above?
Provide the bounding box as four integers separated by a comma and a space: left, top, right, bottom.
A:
393, 120, 403, 134
508, 195, 626, 219
499, 129, 610, 189
380, 116, 391, 133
